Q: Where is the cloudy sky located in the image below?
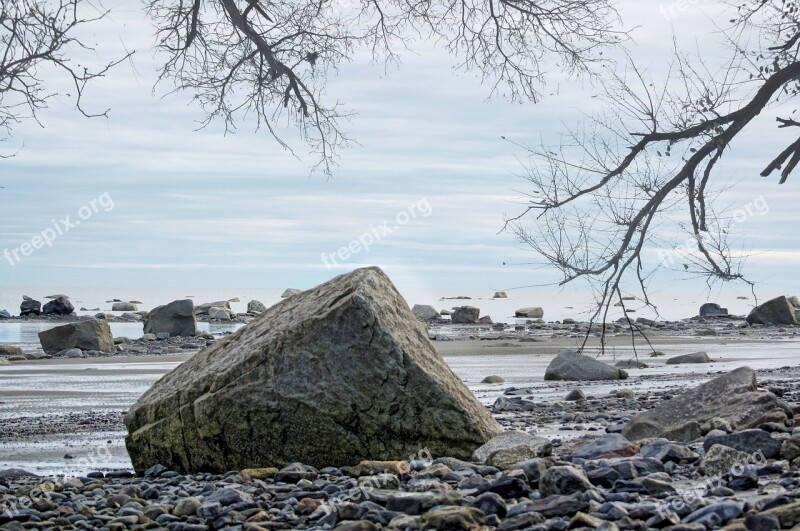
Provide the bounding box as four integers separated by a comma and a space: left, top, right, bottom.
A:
1, 0, 797, 314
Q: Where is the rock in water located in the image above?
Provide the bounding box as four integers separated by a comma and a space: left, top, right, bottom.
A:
42, 296, 74, 315
38, 319, 114, 355
666, 351, 711, 365
450, 306, 480, 324
143, 300, 197, 337
544, 350, 628, 381
622, 367, 790, 442
411, 304, 440, 320
699, 302, 728, 317
747, 296, 797, 325
111, 302, 138, 312
125, 267, 501, 474
515, 307, 544, 318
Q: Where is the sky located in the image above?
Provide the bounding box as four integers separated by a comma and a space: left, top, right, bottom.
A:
1, 0, 798, 312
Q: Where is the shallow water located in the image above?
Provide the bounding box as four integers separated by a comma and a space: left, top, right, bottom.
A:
0, 321, 244, 345
1, 339, 799, 475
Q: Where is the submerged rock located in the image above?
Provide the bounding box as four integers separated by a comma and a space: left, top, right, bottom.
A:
125, 267, 501, 474
544, 350, 628, 381
666, 351, 711, 365
622, 367, 790, 442
451, 306, 480, 324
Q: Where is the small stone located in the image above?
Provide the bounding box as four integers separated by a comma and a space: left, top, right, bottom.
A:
539, 466, 594, 496
172, 497, 201, 516
565, 389, 586, 401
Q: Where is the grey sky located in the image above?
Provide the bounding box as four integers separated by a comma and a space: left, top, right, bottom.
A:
1, 0, 797, 306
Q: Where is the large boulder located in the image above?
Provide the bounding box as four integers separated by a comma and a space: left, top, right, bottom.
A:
451, 306, 480, 324
699, 303, 728, 317
515, 307, 544, 318
112, 302, 138, 312
38, 319, 114, 355
544, 350, 628, 381
622, 367, 790, 442
412, 304, 440, 320
125, 267, 501, 474
143, 300, 197, 338
42, 296, 74, 316
747, 296, 797, 326
20, 299, 41, 316
0, 310, 10, 319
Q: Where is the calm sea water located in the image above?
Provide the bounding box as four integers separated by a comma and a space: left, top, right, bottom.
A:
0, 284, 767, 345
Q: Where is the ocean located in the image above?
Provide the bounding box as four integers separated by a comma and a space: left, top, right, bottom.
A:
0, 284, 770, 345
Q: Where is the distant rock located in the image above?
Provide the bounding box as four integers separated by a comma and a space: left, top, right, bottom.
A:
412, 304, 440, 320
42, 296, 74, 316
20, 299, 42, 316
247, 300, 267, 314
194, 301, 233, 316
281, 288, 303, 298
622, 367, 790, 442
0, 345, 23, 357
544, 350, 628, 381
479, 316, 493, 324
144, 300, 197, 337
493, 292, 508, 299
699, 302, 728, 317
125, 267, 500, 473
44, 294, 70, 299
615, 359, 649, 369
440, 309, 452, 316
515, 307, 544, 318
208, 307, 232, 321
38, 319, 114, 355
112, 302, 138, 312
228, 297, 240, 303
451, 306, 480, 324
0, 310, 10, 319
747, 296, 797, 325
666, 351, 711, 365
482, 375, 505, 384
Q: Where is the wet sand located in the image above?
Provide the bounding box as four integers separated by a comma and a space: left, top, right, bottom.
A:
1, 336, 800, 475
